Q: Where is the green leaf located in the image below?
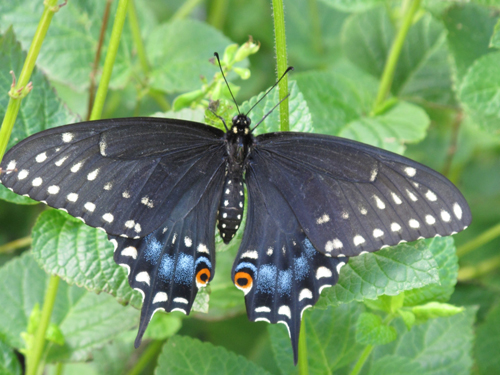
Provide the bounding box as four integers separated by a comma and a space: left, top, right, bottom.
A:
147, 19, 236, 94
355, 312, 397, 346
443, 3, 499, 81
368, 355, 424, 375
397, 309, 416, 330
0, 0, 157, 90
0, 252, 139, 362
491, 18, 500, 48
155, 335, 272, 375
0, 28, 78, 205
339, 101, 430, 154
269, 302, 365, 374
31, 210, 142, 309
364, 294, 405, 314
319, 0, 385, 12
319, 240, 440, 308
0, 337, 21, 375
239, 80, 313, 134
366, 307, 477, 375
411, 302, 464, 322
458, 52, 500, 132
404, 237, 458, 306
475, 303, 500, 374
142, 312, 182, 341
342, 7, 453, 105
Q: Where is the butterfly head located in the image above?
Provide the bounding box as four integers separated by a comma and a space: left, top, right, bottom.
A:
231, 114, 251, 136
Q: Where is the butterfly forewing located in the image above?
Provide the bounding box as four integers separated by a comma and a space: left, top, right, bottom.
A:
252, 132, 471, 258
0, 118, 226, 238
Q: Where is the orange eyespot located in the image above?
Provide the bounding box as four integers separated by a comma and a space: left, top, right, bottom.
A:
196, 268, 211, 287
234, 271, 253, 294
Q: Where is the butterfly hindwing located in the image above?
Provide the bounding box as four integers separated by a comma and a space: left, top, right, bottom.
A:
253, 132, 471, 257
0, 118, 226, 238
233, 165, 346, 364
112, 164, 225, 347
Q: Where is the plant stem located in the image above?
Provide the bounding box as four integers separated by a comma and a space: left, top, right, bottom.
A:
349, 345, 373, 375
372, 0, 421, 114
126, 340, 164, 375
0, 0, 60, 161
128, 0, 149, 74
457, 222, 500, 258
458, 254, 500, 281
26, 275, 60, 375
308, 0, 324, 54
172, 0, 204, 22
207, 0, 229, 29
298, 322, 309, 375
0, 236, 32, 254
90, 0, 130, 121
87, 0, 113, 121
271, 0, 289, 132
441, 110, 463, 177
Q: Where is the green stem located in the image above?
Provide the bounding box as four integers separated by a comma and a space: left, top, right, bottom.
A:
308, 0, 323, 54
298, 322, 309, 375
271, 0, 289, 132
172, 0, 204, 21
54, 362, 64, 375
371, 0, 421, 114
458, 254, 500, 281
456, 222, 500, 258
126, 340, 163, 375
207, 0, 229, 29
26, 275, 60, 375
0, 0, 60, 161
349, 345, 374, 375
128, 0, 149, 74
0, 236, 32, 254
90, 0, 130, 121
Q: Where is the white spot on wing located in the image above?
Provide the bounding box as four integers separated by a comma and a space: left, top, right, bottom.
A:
62, 133, 73, 143
70, 162, 83, 173
336, 261, 346, 274
255, 306, 271, 313
136, 271, 150, 285
67, 193, 78, 202
47, 185, 60, 194
370, 168, 378, 181
134, 223, 141, 233
267, 247, 273, 256
184, 236, 192, 247
425, 190, 437, 201
173, 297, 189, 304
406, 189, 418, 201
341, 211, 349, 219
55, 156, 68, 167
278, 305, 292, 319
17, 169, 29, 180
153, 292, 168, 304
373, 228, 384, 238
316, 266, 333, 279
325, 238, 343, 252
122, 191, 130, 199
409, 219, 420, 228
35, 152, 47, 163
299, 288, 313, 301
453, 203, 463, 220
316, 214, 330, 224
84, 202, 96, 212
425, 215, 436, 225
241, 250, 258, 259
441, 210, 451, 222
391, 222, 401, 232
125, 220, 135, 228
359, 206, 367, 215
197, 243, 209, 253
353, 235, 365, 246
391, 192, 402, 205
32, 177, 43, 187
87, 168, 99, 181
104, 182, 112, 190
121, 246, 138, 259
102, 213, 114, 223
404, 167, 416, 177
373, 195, 386, 209
6, 160, 16, 173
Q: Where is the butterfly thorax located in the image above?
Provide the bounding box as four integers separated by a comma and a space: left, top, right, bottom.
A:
217, 114, 253, 244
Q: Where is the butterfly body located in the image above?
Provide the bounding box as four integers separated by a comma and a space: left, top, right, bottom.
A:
0, 111, 471, 364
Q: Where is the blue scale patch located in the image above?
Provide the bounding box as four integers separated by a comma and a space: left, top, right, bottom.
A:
195, 256, 212, 269
256, 264, 277, 294
235, 261, 257, 274
144, 234, 163, 265
278, 269, 292, 296
174, 253, 195, 285
293, 255, 310, 281
158, 254, 174, 283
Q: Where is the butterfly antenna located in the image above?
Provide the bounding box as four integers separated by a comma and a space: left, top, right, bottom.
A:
246, 66, 294, 117
250, 93, 290, 133
210, 109, 229, 132
214, 52, 240, 114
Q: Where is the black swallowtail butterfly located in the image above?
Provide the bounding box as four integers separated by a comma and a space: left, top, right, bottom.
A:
0, 57, 471, 364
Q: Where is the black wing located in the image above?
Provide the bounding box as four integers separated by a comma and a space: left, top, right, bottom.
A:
232, 165, 346, 364
0, 117, 226, 238
251, 132, 471, 258
112, 164, 225, 347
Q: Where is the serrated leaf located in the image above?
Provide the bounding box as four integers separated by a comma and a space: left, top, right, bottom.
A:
443, 3, 498, 81
475, 303, 500, 374
411, 302, 464, 322
240, 80, 313, 134
368, 355, 424, 375
147, 19, 236, 94
0, 0, 157, 90
269, 302, 365, 374
366, 307, 477, 375
355, 312, 397, 346
31, 210, 142, 309
0, 252, 139, 362
404, 237, 458, 306
342, 7, 453, 105
319, 240, 440, 308
0, 337, 21, 375
339, 101, 430, 154
0, 28, 78, 204
156, 335, 272, 375
458, 52, 500, 132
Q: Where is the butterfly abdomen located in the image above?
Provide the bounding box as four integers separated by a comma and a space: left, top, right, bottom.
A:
217, 171, 244, 243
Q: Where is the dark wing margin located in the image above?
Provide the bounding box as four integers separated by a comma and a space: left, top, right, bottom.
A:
252, 132, 471, 258
233, 165, 346, 364
0, 117, 226, 237
112, 164, 225, 347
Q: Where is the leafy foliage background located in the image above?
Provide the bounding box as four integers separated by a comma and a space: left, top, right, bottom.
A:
0, 0, 499, 374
